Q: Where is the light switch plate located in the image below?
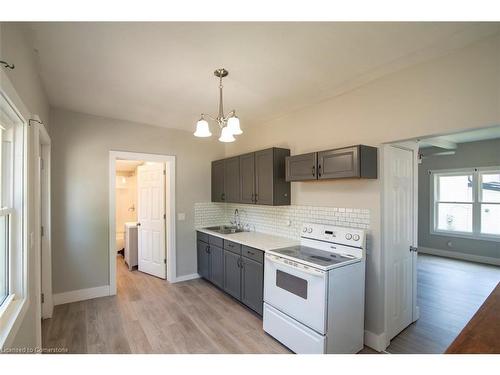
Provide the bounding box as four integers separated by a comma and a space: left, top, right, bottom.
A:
177, 213, 186, 221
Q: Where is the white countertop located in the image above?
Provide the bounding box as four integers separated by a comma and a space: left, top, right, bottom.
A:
196, 228, 298, 252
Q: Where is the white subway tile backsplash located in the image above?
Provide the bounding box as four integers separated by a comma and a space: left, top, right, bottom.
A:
194, 203, 371, 240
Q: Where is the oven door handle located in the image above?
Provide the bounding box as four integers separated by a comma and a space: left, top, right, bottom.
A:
266, 254, 325, 276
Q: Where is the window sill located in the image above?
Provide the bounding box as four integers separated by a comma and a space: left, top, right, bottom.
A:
0, 295, 29, 350
431, 230, 500, 243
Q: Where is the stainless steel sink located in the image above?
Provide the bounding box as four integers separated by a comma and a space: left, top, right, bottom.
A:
204, 225, 244, 234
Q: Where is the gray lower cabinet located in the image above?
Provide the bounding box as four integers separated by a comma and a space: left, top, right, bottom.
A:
285, 152, 317, 181
241, 257, 263, 315
223, 250, 241, 300
197, 240, 210, 280
224, 156, 240, 203
209, 245, 224, 288
211, 159, 225, 202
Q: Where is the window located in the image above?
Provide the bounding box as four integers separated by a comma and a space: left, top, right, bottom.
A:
431, 168, 500, 239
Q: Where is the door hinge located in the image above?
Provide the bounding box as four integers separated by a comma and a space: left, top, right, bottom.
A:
164, 259, 166, 264
163, 169, 166, 175
41, 293, 45, 303
409, 246, 418, 253
40, 157, 44, 170
163, 214, 166, 219
41, 226, 44, 237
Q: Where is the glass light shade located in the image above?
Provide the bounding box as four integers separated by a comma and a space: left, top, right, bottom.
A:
227, 115, 242, 135
218, 126, 236, 143
193, 119, 212, 137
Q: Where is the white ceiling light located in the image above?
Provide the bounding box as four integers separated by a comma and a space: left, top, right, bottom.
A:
194, 68, 242, 142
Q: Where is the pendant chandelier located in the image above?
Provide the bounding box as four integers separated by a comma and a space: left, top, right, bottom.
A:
193, 68, 242, 142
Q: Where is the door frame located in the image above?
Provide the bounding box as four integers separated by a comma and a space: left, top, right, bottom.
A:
381, 141, 419, 349
32, 118, 52, 348
109, 151, 176, 294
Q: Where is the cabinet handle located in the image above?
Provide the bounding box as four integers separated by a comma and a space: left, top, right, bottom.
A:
318, 164, 322, 177
312, 165, 315, 176
237, 258, 241, 268
206, 245, 210, 254
221, 193, 225, 201
254, 193, 258, 203
247, 250, 255, 255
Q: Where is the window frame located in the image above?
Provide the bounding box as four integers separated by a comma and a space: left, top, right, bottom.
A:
430, 166, 500, 241
0, 87, 29, 349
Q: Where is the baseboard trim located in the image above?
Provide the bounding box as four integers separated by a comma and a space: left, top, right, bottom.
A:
174, 273, 200, 283
419, 246, 500, 266
53, 285, 110, 305
364, 330, 388, 352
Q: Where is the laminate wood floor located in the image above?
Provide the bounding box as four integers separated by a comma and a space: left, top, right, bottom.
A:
386, 254, 500, 354
42, 256, 291, 354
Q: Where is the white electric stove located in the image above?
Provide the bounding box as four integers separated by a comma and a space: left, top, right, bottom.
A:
263, 223, 366, 354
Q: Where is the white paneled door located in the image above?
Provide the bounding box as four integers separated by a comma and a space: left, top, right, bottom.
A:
137, 163, 166, 279
385, 145, 417, 341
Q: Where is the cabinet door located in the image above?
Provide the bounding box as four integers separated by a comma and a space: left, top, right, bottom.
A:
241, 257, 264, 315
223, 250, 241, 300
209, 245, 224, 288
197, 240, 210, 280
239, 152, 255, 204
224, 156, 240, 203
317, 146, 360, 179
211, 160, 225, 202
254, 149, 274, 205
285, 152, 317, 181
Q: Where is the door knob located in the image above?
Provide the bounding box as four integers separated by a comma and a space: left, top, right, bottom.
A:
137, 222, 141, 226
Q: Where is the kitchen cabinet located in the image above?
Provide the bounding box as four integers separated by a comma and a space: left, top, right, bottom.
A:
239, 152, 255, 204
224, 156, 240, 203
285, 145, 377, 182
197, 231, 265, 316
197, 234, 224, 288
211, 159, 225, 202
241, 256, 263, 315
211, 147, 291, 205
285, 152, 317, 181
223, 250, 241, 300
317, 145, 377, 179
209, 245, 224, 288
197, 240, 210, 280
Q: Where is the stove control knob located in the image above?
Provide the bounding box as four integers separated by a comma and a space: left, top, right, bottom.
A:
307, 227, 313, 233
353, 234, 360, 241
302, 227, 307, 233
345, 233, 352, 240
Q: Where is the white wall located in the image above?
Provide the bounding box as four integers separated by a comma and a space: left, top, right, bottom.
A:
50, 108, 225, 294
0, 23, 50, 349
115, 171, 137, 236
225, 33, 500, 337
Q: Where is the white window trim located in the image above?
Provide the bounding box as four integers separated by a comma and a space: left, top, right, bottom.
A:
0, 84, 29, 349
430, 166, 500, 242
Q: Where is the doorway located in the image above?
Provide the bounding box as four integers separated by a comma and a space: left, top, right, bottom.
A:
109, 151, 176, 295
382, 125, 500, 353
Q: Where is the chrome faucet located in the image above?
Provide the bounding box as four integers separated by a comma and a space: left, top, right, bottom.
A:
233, 209, 241, 229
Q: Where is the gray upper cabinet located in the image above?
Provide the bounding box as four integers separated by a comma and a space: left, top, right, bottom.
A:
239, 153, 255, 204
211, 159, 225, 202
285, 152, 317, 181
285, 145, 377, 182
211, 147, 291, 205
224, 156, 240, 203
318, 145, 377, 179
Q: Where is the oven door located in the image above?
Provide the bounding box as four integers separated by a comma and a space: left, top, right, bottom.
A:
264, 253, 328, 334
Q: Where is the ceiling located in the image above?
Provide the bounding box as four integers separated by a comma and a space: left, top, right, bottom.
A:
419, 125, 500, 149
26, 22, 500, 132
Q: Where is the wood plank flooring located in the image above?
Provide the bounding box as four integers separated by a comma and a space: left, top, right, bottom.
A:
42, 256, 290, 354
43, 253, 499, 354
386, 254, 500, 354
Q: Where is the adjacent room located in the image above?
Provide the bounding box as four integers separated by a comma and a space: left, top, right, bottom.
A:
0, 16, 499, 362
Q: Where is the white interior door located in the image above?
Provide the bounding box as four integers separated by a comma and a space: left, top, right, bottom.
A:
137, 163, 166, 279
384, 144, 418, 341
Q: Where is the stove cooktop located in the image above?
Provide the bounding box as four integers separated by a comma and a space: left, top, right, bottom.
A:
270, 245, 358, 269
